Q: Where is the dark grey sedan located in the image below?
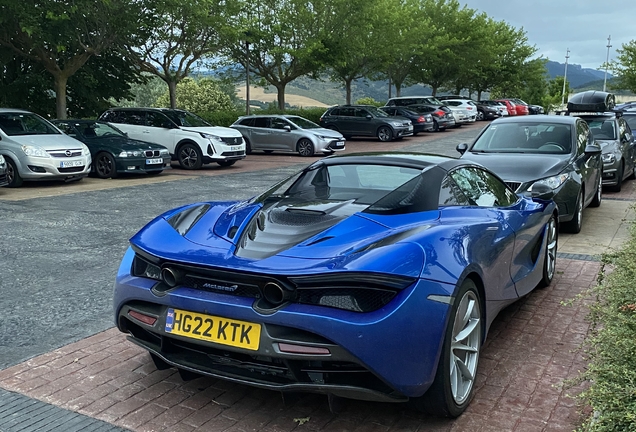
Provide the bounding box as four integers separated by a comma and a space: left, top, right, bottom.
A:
457, 115, 603, 233
231, 115, 345, 156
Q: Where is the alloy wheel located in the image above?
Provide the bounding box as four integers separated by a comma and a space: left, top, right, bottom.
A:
97, 155, 114, 178
449, 290, 481, 405
179, 146, 199, 169
545, 217, 557, 282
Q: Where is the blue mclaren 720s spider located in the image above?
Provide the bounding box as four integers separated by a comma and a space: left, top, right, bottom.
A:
113, 152, 558, 417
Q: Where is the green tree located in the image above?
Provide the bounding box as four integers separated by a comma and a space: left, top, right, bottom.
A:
226, 0, 338, 110
0, 0, 148, 118
155, 77, 234, 113
610, 40, 636, 93
130, 0, 237, 109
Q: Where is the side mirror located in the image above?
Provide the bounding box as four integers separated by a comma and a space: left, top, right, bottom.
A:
585, 143, 602, 155
529, 183, 554, 200
366, 114, 372, 120
284, 125, 292, 132
456, 143, 468, 155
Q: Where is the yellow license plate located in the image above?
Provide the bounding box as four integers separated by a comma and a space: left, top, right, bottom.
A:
165, 308, 261, 351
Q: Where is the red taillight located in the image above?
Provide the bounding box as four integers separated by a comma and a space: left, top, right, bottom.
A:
418, 116, 425, 123
434, 110, 445, 117
128, 310, 157, 326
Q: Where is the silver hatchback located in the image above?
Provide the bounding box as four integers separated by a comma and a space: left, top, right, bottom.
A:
231, 115, 345, 156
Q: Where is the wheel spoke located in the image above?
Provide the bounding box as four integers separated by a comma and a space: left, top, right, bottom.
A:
454, 317, 480, 342
453, 354, 475, 382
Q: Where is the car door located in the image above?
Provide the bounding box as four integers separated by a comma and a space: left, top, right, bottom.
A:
142, 111, 178, 152
439, 167, 518, 302
249, 117, 273, 150
269, 117, 296, 151
619, 118, 636, 176
576, 120, 603, 207
335, 107, 357, 135
115, 110, 147, 142
354, 107, 374, 136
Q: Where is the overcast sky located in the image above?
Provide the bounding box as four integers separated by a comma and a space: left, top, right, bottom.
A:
461, 0, 636, 70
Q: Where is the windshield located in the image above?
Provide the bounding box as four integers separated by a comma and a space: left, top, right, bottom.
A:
472, 122, 572, 154
584, 119, 616, 140
163, 110, 212, 127
367, 107, 389, 118
0, 113, 60, 136
286, 116, 321, 129
80, 122, 125, 138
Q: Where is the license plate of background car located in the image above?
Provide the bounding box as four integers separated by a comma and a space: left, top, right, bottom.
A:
335, 141, 345, 148
230, 146, 241, 151
165, 308, 261, 350
60, 160, 83, 168
146, 158, 163, 165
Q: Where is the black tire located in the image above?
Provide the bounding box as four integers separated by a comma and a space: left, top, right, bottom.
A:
562, 190, 583, 234
476, 111, 484, 121
411, 278, 482, 417
217, 160, 236, 167
146, 170, 163, 176
608, 161, 623, 192
94, 152, 118, 179
589, 174, 602, 208
244, 138, 252, 155
263, 150, 274, 154
177, 142, 203, 170
5, 157, 23, 188
297, 139, 315, 157
433, 120, 440, 132
539, 215, 558, 288
377, 126, 393, 142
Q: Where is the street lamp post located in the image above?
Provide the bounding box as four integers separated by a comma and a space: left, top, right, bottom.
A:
561, 48, 570, 107
245, 39, 250, 115
603, 35, 612, 92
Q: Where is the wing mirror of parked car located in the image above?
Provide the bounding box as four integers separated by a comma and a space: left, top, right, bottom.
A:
585, 143, 602, 155
529, 183, 555, 200
284, 125, 292, 132
366, 114, 372, 120
456, 143, 468, 155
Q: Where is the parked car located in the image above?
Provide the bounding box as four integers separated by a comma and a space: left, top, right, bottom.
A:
615, 101, 636, 111
566, 91, 636, 191
379, 106, 434, 134
407, 104, 455, 131
52, 120, 171, 179
443, 99, 477, 123
0, 154, 7, 187
319, 105, 412, 142
495, 99, 526, 116
230, 115, 345, 156
98, 108, 245, 169
0, 109, 91, 187
478, 100, 508, 118
509, 98, 545, 115
621, 111, 636, 131
457, 115, 603, 233
113, 152, 557, 417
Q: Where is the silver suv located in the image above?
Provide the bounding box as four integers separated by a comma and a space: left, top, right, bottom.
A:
0, 109, 92, 187
98, 108, 245, 169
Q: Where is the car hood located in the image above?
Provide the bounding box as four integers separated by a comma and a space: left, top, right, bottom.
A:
461, 152, 570, 182
8, 134, 84, 149
595, 139, 618, 153
130, 200, 438, 276
179, 126, 243, 138
305, 128, 344, 138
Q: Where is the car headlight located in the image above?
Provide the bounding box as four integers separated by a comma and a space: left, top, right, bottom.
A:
118, 150, 142, 157
0, 154, 4, 165
159, 149, 169, 155
601, 153, 616, 164
528, 173, 570, 191
81, 144, 90, 156
21, 145, 49, 158
200, 132, 222, 142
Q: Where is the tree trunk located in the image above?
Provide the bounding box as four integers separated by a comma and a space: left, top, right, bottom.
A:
395, 82, 402, 97
345, 78, 353, 105
54, 75, 68, 119
276, 84, 286, 110
431, 86, 438, 96
168, 80, 178, 108
477, 91, 482, 100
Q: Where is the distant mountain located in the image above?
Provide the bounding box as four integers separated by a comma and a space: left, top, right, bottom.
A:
546, 60, 611, 88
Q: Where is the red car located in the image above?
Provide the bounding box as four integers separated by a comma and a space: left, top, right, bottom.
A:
496, 99, 528, 116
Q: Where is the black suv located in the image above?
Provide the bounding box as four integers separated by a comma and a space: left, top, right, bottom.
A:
319, 105, 413, 142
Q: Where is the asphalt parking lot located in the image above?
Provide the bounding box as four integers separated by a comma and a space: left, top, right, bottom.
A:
0, 122, 631, 431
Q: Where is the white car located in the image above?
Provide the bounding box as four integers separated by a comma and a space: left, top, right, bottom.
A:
442, 99, 478, 122
0, 109, 92, 187
98, 108, 246, 169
